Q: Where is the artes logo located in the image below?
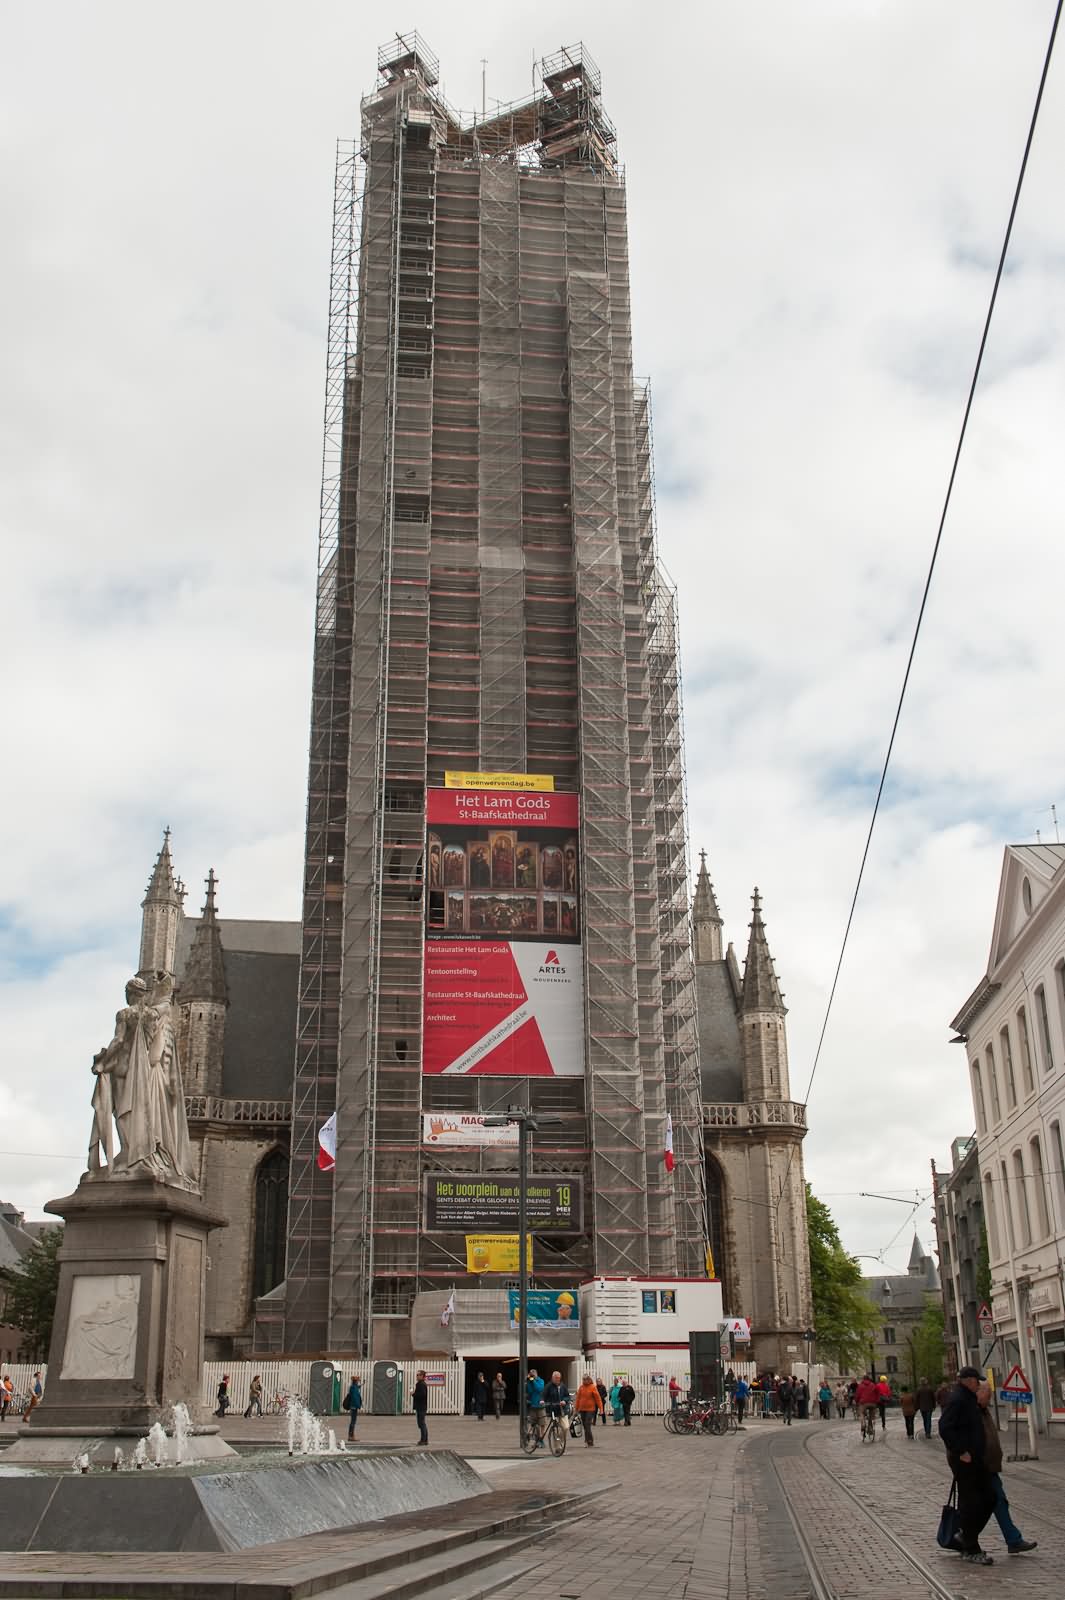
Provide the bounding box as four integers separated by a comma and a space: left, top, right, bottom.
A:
537, 948, 568, 979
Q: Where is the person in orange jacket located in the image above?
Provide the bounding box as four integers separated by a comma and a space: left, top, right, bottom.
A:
574, 1373, 604, 1448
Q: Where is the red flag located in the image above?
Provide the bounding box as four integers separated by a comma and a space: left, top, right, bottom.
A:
317, 1111, 336, 1171
664, 1112, 675, 1174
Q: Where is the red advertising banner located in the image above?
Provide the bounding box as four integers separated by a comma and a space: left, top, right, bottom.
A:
423, 786, 584, 1077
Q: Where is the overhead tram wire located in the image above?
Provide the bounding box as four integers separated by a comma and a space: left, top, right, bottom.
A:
776, 2, 1064, 1222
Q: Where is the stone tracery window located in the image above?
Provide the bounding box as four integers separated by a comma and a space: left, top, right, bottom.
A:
253, 1148, 289, 1299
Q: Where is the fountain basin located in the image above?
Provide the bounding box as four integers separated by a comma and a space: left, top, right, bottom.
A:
0, 1449, 489, 1552
3, 1424, 237, 1468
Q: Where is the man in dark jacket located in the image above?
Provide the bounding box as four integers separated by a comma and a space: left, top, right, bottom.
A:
915, 1376, 936, 1440
976, 1382, 1036, 1555
412, 1370, 429, 1445
618, 1380, 636, 1425
938, 1366, 996, 1564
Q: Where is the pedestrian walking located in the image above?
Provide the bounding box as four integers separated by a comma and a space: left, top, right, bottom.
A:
244, 1373, 263, 1418
735, 1375, 750, 1425
472, 1371, 489, 1421
797, 1378, 809, 1420
915, 1376, 936, 1440
343, 1374, 362, 1441
777, 1376, 794, 1425
575, 1373, 603, 1446
491, 1371, 507, 1419
1, 1373, 14, 1419
818, 1381, 832, 1420
22, 1369, 43, 1423
668, 1375, 681, 1411
595, 1377, 608, 1424
619, 1379, 636, 1425
213, 1375, 230, 1418
608, 1380, 623, 1424
899, 1387, 917, 1439
976, 1381, 1036, 1555
412, 1369, 429, 1445
835, 1382, 848, 1419
938, 1365, 996, 1565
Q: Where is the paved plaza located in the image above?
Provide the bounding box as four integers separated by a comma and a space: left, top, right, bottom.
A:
3, 1408, 1065, 1597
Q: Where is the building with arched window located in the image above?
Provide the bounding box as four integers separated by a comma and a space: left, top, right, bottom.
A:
692, 854, 813, 1371
134, 833, 296, 1357
951, 842, 1065, 1431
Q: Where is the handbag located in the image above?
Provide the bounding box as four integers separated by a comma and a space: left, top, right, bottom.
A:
936, 1479, 961, 1549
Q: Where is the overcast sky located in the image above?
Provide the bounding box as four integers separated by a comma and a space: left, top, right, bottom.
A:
3, 1, 1063, 1274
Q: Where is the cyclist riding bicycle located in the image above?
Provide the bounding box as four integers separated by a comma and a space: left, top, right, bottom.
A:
855, 1374, 880, 1437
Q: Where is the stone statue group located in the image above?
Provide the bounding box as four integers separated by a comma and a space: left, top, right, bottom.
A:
88, 970, 194, 1187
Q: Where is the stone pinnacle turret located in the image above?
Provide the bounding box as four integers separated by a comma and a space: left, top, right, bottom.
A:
138, 829, 185, 978
692, 849, 725, 964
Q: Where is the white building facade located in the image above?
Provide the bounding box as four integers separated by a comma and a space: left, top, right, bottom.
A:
952, 844, 1065, 1430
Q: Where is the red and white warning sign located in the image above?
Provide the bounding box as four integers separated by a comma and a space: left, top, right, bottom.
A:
1000, 1363, 1031, 1395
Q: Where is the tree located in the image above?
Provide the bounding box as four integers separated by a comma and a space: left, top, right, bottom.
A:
806, 1186, 878, 1373
0, 1226, 62, 1361
909, 1295, 945, 1387
975, 1225, 991, 1305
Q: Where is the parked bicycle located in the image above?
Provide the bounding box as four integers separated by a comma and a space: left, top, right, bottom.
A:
664, 1396, 738, 1437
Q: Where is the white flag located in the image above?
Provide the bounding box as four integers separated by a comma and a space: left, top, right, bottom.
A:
317, 1112, 337, 1171
440, 1288, 456, 1327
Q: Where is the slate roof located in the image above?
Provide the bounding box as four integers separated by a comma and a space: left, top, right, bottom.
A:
175, 917, 300, 1101
696, 961, 743, 1102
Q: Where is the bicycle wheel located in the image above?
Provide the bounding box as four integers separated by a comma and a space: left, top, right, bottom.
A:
549, 1419, 567, 1457
570, 1412, 583, 1440
520, 1417, 540, 1455
709, 1411, 728, 1436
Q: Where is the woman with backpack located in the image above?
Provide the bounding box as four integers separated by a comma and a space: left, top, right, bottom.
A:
343, 1374, 362, 1441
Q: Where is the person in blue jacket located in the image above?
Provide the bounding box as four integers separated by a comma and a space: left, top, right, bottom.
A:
343, 1374, 362, 1441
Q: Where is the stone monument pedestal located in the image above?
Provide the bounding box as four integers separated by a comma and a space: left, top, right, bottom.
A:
6, 1177, 235, 1464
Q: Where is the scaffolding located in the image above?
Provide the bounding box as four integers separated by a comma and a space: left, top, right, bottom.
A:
283, 40, 705, 1352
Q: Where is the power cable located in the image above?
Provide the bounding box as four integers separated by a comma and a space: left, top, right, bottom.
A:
778, 6, 1063, 1243
801, 0, 1062, 1117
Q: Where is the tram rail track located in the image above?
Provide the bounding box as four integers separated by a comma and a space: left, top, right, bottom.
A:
874, 1429, 1062, 1535
767, 1428, 965, 1600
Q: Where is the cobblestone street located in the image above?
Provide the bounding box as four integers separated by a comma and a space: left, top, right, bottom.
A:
4, 1408, 1065, 1597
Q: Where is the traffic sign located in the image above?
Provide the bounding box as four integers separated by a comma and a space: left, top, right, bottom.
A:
977, 1301, 994, 1338
976, 1302, 992, 1322
999, 1364, 1033, 1405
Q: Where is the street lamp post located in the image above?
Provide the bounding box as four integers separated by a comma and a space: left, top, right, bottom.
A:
483, 1106, 562, 1445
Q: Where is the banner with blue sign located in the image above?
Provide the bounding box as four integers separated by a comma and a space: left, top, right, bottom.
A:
508, 1288, 579, 1329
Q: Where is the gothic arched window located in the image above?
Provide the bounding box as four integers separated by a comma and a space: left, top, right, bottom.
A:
705, 1154, 728, 1308
253, 1149, 289, 1299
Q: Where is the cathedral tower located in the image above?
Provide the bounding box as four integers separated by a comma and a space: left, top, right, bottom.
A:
284, 36, 705, 1354
694, 869, 814, 1371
